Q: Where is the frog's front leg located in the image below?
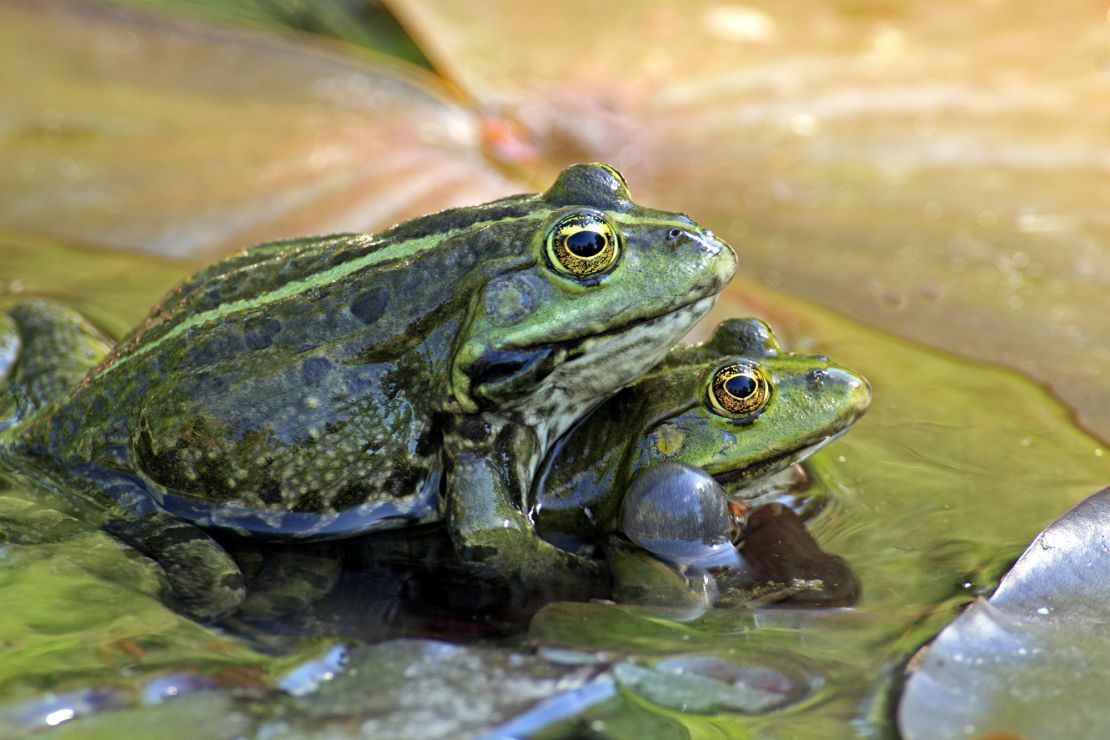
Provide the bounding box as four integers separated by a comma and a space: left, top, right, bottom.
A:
444, 420, 608, 599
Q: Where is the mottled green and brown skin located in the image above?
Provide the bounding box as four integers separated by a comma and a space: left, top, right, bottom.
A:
533, 318, 871, 548
0, 164, 736, 619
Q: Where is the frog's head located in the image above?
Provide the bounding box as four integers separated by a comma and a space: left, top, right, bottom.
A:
631, 318, 871, 488
451, 163, 737, 443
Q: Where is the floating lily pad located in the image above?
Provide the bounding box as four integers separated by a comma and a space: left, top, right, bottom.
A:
100, 0, 430, 67
898, 487, 1110, 739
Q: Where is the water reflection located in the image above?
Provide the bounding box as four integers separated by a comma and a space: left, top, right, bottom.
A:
220, 458, 858, 648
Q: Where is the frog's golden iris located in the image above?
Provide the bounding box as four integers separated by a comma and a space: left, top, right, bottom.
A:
708, 361, 770, 419
545, 212, 621, 278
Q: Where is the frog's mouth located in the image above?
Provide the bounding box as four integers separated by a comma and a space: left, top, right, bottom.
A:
466, 347, 557, 398
709, 433, 842, 490
552, 294, 717, 369
469, 294, 714, 410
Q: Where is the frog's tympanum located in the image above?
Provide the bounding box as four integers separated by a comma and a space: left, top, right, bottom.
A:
0, 164, 736, 619
533, 318, 871, 549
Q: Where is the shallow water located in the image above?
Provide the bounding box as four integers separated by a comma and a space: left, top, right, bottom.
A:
1, 240, 1106, 737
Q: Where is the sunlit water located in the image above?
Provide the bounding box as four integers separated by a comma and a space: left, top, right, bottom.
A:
0, 242, 1107, 737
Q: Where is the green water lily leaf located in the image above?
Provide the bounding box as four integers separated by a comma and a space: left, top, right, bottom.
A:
0, 0, 515, 260
897, 487, 1110, 740
612, 655, 815, 715
390, 0, 1110, 440
48, 691, 249, 740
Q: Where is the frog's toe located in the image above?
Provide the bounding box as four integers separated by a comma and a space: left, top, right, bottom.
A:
106, 514, 245, 621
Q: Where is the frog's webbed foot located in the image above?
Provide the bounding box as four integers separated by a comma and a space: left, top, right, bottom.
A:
105, 510, 245, 621
446, 448, 609, 601
3, 301, 112, 419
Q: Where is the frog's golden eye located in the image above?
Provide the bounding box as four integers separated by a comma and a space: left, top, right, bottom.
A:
546, 213, 621, 279
707, 362, 771, 419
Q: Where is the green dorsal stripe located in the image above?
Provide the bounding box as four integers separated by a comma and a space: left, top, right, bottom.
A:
95, 210, 695, 380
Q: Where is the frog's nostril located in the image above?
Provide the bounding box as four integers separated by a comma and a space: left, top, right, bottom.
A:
824, 368, 873, 411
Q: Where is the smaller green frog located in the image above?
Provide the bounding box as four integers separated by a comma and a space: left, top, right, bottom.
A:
533, 317, 871, 549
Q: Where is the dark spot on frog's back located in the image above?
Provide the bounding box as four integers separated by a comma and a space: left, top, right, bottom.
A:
301, 357, 332, 387
244, 318, 282, 350
190, 333, 244, 368
350, 288, 389, 325
194, 371, 227, 394
332, 483, 373, 511
258, 477, 283, 506
293, 490, 323, 513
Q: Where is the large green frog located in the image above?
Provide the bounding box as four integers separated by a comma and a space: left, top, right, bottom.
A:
0, 163, 736, 619
533, 317, 871, 551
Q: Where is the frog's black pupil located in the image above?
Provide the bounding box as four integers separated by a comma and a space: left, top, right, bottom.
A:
565, 230, 606, 258
725, 374, 757, 399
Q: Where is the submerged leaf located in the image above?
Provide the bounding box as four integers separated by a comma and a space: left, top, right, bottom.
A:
614, 654, 817, 715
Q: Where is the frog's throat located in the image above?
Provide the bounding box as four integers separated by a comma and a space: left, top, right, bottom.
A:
519, 295, 717, 457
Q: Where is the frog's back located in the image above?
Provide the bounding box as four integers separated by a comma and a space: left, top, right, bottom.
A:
17, 196, 554, 539
113, 191, 541, 360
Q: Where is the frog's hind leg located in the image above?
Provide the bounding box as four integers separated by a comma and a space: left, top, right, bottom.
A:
2, 302, 244, 620
59, 463, 247, 621
104, 508, 246, 621
3, 300, 112, 420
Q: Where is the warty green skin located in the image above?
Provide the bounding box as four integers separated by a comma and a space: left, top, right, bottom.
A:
532, 317, 872, 547
0, 164, 737, 620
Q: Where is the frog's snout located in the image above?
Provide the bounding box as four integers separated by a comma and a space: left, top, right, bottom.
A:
826, 367, 872, 417
692, 231, 738, 290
